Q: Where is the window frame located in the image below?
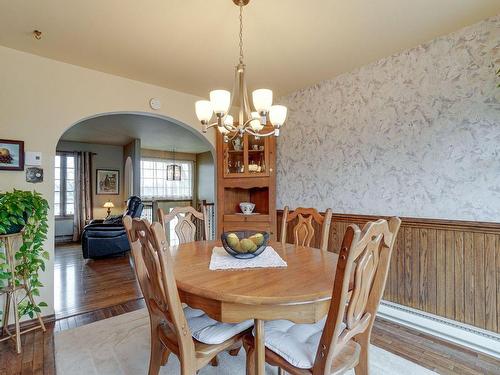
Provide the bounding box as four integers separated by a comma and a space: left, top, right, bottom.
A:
55, 152, 76, 219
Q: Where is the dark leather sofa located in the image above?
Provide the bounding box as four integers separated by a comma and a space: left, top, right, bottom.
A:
81, 196, 144, 259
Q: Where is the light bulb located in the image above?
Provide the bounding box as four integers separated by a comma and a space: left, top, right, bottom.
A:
269, 105, 287, 127
195, 100, 213, 123
252, 89, 273, 114
250, 112, 263, 131
219, 115, 232, 134
223, 114, 234, 127
210, 90, 231, 116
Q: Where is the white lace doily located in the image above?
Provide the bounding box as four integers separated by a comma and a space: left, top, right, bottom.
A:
209, 246, 287, 271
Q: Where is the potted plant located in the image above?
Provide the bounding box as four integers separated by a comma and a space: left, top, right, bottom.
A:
0, 190, 49, 320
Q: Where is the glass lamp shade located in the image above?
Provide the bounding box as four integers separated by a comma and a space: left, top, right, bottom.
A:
103, 201, 114, 208
195, 100, 213, 122
223, 114, 234, 127
250, 112, 263, 131
252, 89, 273, 114
209, 90, 231, 115
269, 105, 287, 127
218, 114, 232, 134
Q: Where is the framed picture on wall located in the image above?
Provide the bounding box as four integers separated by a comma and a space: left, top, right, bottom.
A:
96, 169, 120, 195
0, 139, 24, 171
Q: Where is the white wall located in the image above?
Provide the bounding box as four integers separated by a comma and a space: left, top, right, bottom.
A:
277, 16, 500, 222
0, 46, 213, 318
196, 151, 215, 203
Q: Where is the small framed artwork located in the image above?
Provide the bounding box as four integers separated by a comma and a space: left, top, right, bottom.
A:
0, 139, 24, 171
96, 169, 120, 195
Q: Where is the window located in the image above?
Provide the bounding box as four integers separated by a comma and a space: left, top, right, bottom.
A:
55, 153, 75, 217
140, 158, 193, 200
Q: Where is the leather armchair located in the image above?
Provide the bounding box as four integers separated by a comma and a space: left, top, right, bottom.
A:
81, 196, 144, 259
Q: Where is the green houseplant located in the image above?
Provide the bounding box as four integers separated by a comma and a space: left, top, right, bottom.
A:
0, 190, 49, 321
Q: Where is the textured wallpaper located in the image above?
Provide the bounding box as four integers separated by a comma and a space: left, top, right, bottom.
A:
276, 16, 500, 222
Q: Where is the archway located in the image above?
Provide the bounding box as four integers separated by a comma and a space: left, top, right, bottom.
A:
53, 111, 216, 318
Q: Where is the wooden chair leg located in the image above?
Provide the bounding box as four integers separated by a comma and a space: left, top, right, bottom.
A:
243, 336, 255, 375
354, 330, 370, 375
161, 347, 171, 365
210, 356, 219, 367
148, 324, 163, 375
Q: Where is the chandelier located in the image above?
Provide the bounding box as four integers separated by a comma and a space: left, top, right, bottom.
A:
194, 0, 288, 142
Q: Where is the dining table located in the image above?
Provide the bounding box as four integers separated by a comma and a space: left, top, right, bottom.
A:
170, 239, 339, 375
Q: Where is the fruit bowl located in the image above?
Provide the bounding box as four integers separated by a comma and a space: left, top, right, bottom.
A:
221, 231, 269, 259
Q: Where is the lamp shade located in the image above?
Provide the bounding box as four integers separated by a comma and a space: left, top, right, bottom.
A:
218, 115, 233, 134
209, 90, 231, 115
250, 112, 263, 131
252, 89, 273, 113
269, 105, 287, 127
103, 201, 114, 208
195, 100, 213, 122
223, 114, 234, 127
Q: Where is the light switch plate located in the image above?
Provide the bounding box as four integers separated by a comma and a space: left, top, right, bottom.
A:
25, 151, 42, 166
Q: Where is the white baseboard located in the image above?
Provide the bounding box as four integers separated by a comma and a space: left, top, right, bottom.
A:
378, 300, 500, 359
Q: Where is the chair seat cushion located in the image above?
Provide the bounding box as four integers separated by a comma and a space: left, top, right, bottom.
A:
184, 306, 253, 345
260, 318, 346, 369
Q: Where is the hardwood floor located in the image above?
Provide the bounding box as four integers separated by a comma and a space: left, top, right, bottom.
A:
0, 243, 498, 374
54, 243, 142, 318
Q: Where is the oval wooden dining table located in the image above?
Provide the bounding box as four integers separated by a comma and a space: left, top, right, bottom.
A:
170, 240, 339, 375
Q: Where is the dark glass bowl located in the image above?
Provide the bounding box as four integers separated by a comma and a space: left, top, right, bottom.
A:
221, 231, 269, 259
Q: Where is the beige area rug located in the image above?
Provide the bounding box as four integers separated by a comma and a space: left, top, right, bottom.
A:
55, 308, 437, 375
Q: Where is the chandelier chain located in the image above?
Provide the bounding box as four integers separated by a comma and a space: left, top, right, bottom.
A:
239, 1, 244, 64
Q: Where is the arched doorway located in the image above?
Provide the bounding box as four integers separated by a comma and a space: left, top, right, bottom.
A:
53, 112, 216, 318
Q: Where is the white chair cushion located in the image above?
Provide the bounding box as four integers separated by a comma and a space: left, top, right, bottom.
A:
184, 306, 253, 345
259, 318, 346, 369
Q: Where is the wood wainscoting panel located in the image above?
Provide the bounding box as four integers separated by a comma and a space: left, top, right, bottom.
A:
276, 210, 500, 334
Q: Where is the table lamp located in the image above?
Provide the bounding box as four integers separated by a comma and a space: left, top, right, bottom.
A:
103, 200, 114, 217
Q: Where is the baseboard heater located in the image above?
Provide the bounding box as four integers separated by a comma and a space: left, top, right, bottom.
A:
378, 300, 500, 359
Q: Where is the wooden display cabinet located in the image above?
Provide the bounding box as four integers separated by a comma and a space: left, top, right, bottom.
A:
216, 127, 276, 239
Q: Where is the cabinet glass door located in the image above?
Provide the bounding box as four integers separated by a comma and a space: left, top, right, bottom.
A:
224, 135, 245, 176
247, 135, 269, 176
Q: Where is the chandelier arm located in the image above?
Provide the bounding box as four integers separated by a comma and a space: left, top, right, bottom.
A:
227, 130, 241, 141
244, 128, 276, 137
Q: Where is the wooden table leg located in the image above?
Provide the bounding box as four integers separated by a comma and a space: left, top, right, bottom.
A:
254, 319, 265, 375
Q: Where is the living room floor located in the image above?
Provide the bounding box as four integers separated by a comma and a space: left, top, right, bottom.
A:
0, 244, 498, 374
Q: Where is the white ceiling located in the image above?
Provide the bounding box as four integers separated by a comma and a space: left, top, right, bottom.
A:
0, 1, 499, 97
59, 114, 212, 153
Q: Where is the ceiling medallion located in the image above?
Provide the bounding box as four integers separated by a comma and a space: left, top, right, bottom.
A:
195, 0, 287, 142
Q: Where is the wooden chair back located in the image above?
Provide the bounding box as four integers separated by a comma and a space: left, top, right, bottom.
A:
280, 206, 333, 252
312, 217, 401, 374
123, 216, 196, 366
158, 206, 209, 244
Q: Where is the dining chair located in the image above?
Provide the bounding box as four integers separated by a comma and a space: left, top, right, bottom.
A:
244, 217, 401, 375
124, 216, 253, 375
158, 205, 209, 244
280, 206, 333, 252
